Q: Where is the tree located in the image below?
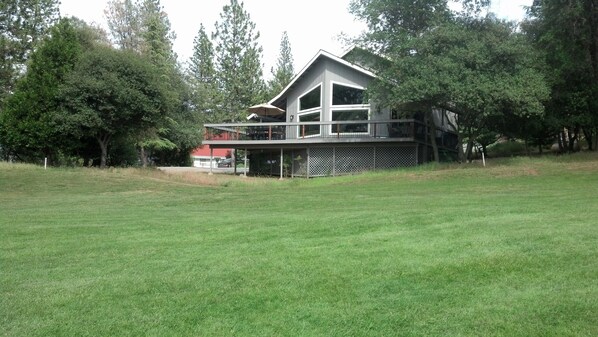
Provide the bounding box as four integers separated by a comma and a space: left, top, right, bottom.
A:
0, 0, 60, 105
139, 0, 176, 69
524, 0, 598, 151
104, 0, 142, 51
212, 0, 265, 122
268, 31, 294, 98
104, 0, 202, 166
188, 24, 219, 122
0, 18, 83, 163
58, 46, 170, 168
350, 1, 549, 161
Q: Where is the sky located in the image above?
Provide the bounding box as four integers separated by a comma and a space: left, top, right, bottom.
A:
60, 0, 533, 79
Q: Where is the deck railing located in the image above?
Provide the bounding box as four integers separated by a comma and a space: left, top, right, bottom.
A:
204, 119, 458, 149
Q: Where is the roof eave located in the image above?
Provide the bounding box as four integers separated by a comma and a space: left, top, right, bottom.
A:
268, 49, 377, 106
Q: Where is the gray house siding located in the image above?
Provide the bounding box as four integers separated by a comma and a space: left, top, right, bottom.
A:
283, 58, 381, 141
284, 60, 326, 124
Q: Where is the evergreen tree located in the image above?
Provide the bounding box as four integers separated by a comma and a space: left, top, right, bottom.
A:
268, 31, 294, 98
139, 0, 177, 69
0, 0, 60, 105
104, 0, 201, 166
188, 24, 219, 122
213, 0, 265, 122
0, 18, 84, 163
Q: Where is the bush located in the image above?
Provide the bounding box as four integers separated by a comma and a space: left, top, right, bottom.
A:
487, 141, 527, 158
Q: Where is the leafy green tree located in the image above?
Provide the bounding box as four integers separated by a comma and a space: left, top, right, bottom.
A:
524, 0, 598, 151
0, 18, 82, 163
268, 31, 294, 98
104, 0, 201, 166
0, 0, 60, 105
57, 46, 171, 168
213, 0, 265, 122
351, 1, 549, 161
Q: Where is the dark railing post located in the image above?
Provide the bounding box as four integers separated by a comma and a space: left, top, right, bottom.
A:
268, 125, 272, 140
336, 123, 340, 138
373, 122, 377, 138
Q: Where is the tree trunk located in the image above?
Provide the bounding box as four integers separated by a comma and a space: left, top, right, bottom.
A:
558, 130, 566, 152
583, 128, 594, 151
97, 135, 110, 169
140, 146, 148, 168
446, 117, 464, 162
465, 138, 474, 162
425, 107, 439, 163
567, 126, 578, 152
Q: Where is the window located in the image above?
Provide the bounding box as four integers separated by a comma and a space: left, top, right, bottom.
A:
332, 83, 365, 106
298, 111, 321, 137
298, 84, 321, 137
299, 85, 321, 111
331, 109, 368, 133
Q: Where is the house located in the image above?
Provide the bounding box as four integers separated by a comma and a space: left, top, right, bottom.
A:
191, 133, 232, 168
202, 48, 458, 177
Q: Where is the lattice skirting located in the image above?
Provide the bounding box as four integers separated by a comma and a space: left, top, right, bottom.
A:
289, 145, 417, 177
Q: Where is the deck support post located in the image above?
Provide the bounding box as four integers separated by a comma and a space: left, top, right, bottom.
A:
243, 149, 248, 177
332, 147, 336, 177
291, 150, 295, 178
234, 149, 238, 175
279, 148, 284, 180
306, 147, 310, 179
209, 148, 213, 175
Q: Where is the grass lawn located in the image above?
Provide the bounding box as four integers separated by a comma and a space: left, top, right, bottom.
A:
1, 155, 597, 336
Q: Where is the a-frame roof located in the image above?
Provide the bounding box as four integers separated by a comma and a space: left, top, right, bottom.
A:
268, 49, 377, 108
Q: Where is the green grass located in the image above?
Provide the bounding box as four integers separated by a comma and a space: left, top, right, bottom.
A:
1, 155, 598, 336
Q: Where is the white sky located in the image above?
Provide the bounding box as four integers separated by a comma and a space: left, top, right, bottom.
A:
60, 0, 532, 78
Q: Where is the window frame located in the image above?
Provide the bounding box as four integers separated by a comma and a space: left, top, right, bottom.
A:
297, 83, 323, 137
330, 81, 367, 107
329, 108, 370, 135
297, 110, 322, 138
299, 83, 322, 112
329, 81, 370, 135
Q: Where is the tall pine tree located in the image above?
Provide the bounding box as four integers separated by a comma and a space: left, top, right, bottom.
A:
212, 0, 265, 122
268, 31, 294, 99
188, 24, 219, 122
0, 0, 60, 106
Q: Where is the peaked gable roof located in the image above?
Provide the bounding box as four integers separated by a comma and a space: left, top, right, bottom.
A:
269, 49, 377, 108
